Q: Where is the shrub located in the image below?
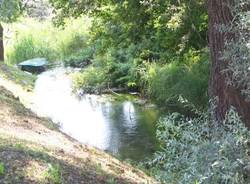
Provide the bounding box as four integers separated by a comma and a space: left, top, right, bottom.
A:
72, 66, 108, 93
63, 48, 93, 68
150, 109, 250, 184
149, 50, 209, 110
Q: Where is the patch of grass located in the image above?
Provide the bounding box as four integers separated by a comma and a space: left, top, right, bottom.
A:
0, 162, 5, 176
43, 164, 62, 184
7, 34, 57, 65
14, 143, 25, 150
94, 162, 104, 175
0, 63, 36, 90
106, 177, 117, 184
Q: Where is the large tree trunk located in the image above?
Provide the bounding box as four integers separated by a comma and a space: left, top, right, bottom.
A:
0, 23, 4, 61
208, 0, 250, 127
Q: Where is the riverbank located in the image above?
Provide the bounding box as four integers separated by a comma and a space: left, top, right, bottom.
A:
0, 64, 158, 183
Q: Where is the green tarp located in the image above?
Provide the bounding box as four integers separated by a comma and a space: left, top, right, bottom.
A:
18, 58, 48, 67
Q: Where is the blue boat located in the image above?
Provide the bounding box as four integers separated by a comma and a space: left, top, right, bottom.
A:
18, 58, 48, 74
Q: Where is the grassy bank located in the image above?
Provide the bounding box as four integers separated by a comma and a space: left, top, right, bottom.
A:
0, 63, 36, 91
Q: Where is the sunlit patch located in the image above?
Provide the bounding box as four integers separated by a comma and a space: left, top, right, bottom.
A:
24, 160, 47, 183
122, 101, 137, 132
33, 68, 111, 150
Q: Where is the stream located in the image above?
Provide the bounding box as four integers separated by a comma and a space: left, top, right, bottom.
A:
32, 68, 162, 161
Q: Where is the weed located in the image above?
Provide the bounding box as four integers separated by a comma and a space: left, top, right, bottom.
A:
0, 162, 4, 176
44, 163, 62, 184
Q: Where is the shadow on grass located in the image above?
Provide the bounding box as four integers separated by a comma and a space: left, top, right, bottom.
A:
0, 144, 133, 184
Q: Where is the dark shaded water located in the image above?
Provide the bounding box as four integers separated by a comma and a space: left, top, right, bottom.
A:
33, 68, 161, 161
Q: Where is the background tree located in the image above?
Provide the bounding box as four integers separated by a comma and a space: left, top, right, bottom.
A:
0, 0, 22, 61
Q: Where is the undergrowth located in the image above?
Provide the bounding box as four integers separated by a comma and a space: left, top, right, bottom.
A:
149, 108, 250, 184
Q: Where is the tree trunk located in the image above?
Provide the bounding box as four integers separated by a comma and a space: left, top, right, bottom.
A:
208, 0, 250, 127
0, 23, 4, 61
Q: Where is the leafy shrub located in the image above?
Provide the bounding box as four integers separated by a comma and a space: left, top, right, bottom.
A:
72, 66, 108, 93
149, 50, 209, 110
63, 48, 93, 68
150, 109, 250, 184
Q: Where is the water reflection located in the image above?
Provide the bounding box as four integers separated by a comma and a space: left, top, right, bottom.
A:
32, 68, 160, 161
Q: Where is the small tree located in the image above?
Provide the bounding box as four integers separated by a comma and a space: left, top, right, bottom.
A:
0, 0, 22, 61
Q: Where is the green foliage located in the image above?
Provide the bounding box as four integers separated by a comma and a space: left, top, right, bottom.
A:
49, 0, 209, 110
44, 164, 62, 184
106, 177, 117, 184
60, 33, 88, 59
5, 17, 92, 65
0, 162, 4, 176
149, 50, 209, 109
73, 66, 108, 93
7, 34, 57, 64
63, 49, 92, 68
150, 109, 250, 184
50, 0, 208, 58
0, 0, 22, 23
222, 0, 250, 101
0, 63, 36, 90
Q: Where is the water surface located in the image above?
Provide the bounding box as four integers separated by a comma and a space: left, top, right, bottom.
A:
32, 68, 161, 161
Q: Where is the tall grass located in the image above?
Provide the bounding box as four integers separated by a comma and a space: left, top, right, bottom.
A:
7, 34, 57, 64
4, 17, 92, 64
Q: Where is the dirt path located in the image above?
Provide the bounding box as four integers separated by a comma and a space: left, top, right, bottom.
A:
0, 73, 158, 183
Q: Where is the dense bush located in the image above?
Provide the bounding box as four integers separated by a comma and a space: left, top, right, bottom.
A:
150, 109, 250, 184
72, 66, 108, 93
63, 48, 93, 68
149, 50, 209, 110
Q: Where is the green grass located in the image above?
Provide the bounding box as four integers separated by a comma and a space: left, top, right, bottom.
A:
4, 17, 92, 65
0, 63, 36, 90
0, 162, 4, 176
43, 164, 62, 184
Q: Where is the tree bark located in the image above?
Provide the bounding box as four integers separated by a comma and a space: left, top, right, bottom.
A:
0, 23, 4, 61
208, 0, 250, 127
